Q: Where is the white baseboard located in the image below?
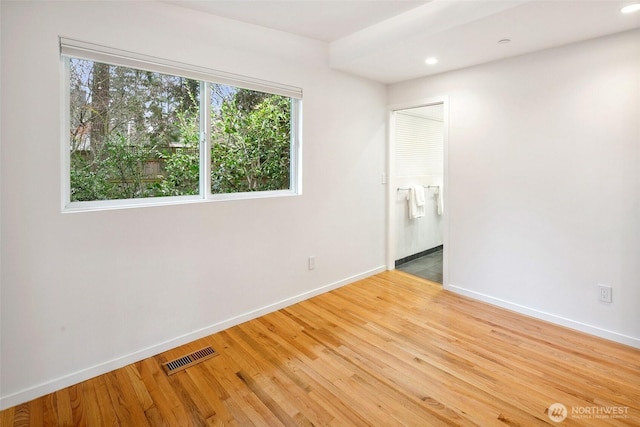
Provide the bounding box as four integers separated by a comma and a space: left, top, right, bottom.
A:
0, 266, 386, 410
444, 283, 640, 349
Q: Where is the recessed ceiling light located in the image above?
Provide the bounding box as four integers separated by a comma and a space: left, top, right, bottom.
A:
498, 38, 511, 45
621, 3, 640, 13
425, 57, 439, 65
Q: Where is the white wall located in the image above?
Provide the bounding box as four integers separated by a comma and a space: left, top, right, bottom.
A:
389, 29, 640, 348
0, 1, 387, 408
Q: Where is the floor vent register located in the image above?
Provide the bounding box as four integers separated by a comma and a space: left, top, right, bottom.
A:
162, 346, 219, 375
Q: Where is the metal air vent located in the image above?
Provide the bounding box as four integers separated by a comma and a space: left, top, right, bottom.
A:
162, 346, 218, 375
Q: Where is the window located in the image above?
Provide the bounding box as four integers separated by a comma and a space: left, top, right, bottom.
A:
61, 38, 302, 210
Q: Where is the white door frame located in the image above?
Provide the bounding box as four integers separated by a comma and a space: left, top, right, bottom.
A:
386, 96, 450, 286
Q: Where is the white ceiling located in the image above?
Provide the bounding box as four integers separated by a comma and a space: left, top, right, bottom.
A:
168, 0, 640, 84
166, 0, 428, 42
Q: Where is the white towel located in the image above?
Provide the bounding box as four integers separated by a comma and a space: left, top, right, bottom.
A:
407, 185, 425, 219
435, 186, 443, 216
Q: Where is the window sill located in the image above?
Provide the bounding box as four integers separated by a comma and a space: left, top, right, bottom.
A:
62, 190, 300, 214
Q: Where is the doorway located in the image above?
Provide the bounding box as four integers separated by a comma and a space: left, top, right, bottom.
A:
387, 99, 448, 284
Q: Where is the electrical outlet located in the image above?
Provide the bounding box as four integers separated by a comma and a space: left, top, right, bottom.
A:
598, 284, 612, 303
308, 256, 316, 270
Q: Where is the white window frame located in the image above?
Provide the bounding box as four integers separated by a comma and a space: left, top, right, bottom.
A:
60, 38, 302, 212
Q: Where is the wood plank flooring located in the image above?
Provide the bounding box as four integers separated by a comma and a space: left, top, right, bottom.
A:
2, 271, 639, 426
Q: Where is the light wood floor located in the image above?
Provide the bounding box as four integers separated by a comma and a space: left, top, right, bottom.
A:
2, 271, 639, 426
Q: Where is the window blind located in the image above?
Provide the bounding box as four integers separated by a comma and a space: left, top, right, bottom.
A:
60, 37, 303, 99
395, 112, 443, 177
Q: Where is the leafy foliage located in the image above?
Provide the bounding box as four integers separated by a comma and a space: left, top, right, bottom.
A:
211, 91, 291, 193
152, 108, 200, 197
70, 134, 160, 201
69, 60, 292, 202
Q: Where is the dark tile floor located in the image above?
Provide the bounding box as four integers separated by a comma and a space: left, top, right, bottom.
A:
396, 249, 443, 283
